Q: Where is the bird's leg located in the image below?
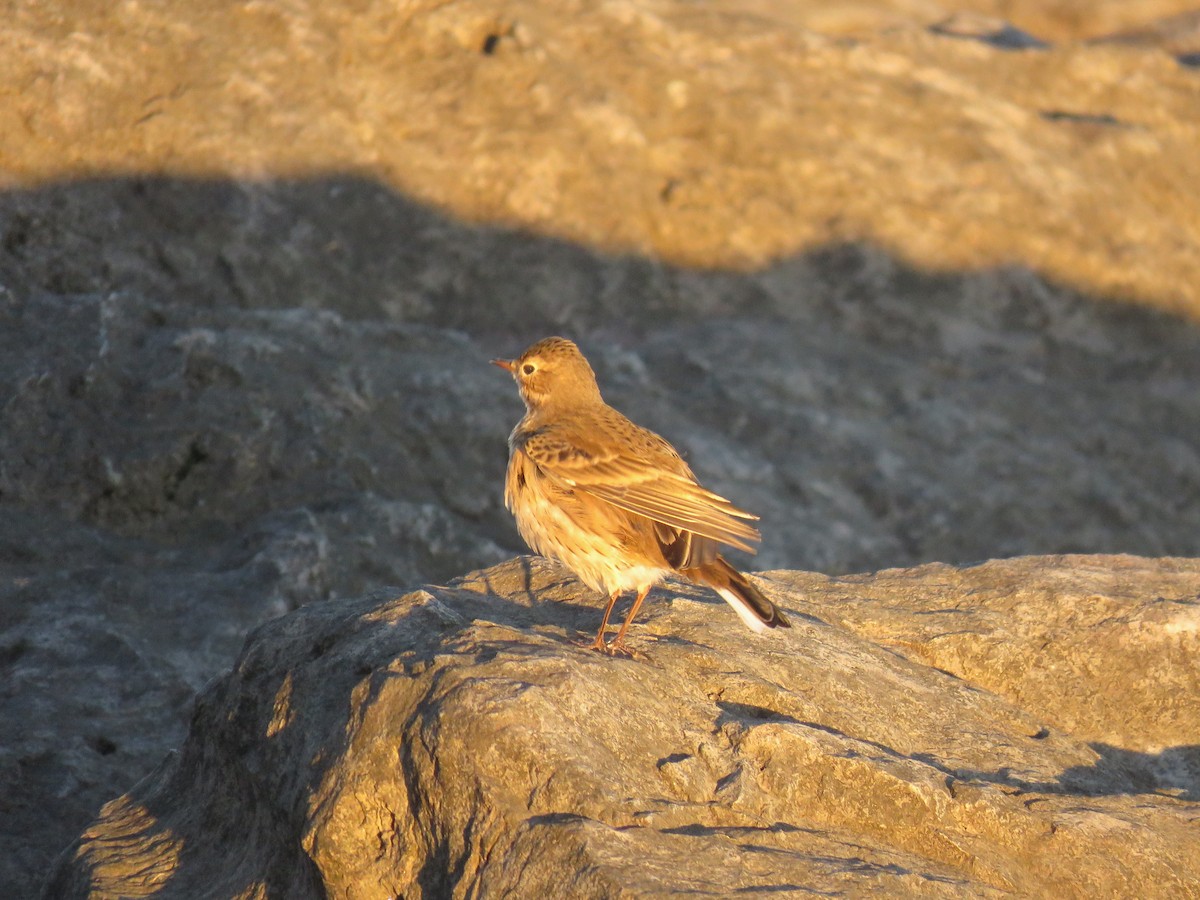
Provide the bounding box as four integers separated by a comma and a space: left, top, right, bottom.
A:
586, 589, 623, 652
608, 585, 651, 656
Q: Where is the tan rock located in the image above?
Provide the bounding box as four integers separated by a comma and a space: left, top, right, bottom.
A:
46, 556, 1200, 898
3, 0, 1199, 314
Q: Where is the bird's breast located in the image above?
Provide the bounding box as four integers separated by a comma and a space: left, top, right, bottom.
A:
504, 447, 669, 594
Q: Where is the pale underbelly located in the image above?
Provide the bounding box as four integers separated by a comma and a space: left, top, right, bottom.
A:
511, 486, 669, 595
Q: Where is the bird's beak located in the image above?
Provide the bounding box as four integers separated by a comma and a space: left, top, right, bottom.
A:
491, 358, 515, 372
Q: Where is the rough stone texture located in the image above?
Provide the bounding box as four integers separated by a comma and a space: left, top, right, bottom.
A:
3, 1, 1200, 313
44, 556, 1200, 899
3, 0, 1200, 896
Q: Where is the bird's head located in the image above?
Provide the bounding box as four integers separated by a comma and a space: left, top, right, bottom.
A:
492, 336, 603, 411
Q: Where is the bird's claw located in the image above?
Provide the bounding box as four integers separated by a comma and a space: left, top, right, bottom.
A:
574, 633, 636, 657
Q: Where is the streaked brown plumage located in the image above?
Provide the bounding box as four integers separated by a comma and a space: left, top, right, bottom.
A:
493, 336, 790, 654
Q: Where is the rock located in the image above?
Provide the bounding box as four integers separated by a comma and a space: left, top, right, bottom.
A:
1091, 10, 1200, 58
4, 1, 1200, 314
44, 556, 1200, 898
4, 0, 1200, 896
6, 217, 1200, 894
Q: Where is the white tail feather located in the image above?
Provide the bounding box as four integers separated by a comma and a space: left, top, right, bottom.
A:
713, 586, 771, 634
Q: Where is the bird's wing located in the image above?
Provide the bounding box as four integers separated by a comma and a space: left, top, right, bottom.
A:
518, 419, 761, 554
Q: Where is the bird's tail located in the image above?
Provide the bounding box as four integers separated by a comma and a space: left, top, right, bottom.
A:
684, 557, 791, 634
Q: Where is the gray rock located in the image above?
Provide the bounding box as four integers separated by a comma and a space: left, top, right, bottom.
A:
44, 556, 1200, 898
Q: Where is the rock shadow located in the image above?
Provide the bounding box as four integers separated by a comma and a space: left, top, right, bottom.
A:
958, 742, 1200, 801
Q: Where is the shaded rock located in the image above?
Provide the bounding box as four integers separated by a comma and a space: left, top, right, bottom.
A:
930, 13, 1051, 50
4, 209, 1200, 578
46, 556, 1200, 898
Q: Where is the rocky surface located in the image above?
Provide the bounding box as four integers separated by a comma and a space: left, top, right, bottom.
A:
45, 556, 1200, 898
5, 0, 1200, 313
3, 0, 1200, 896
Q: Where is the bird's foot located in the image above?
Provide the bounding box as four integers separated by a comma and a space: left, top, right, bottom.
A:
574, 633, 638, 657
574, 633, 611, 653
606, 639, 636, 659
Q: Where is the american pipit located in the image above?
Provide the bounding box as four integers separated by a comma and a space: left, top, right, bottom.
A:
493, 336, 790, 654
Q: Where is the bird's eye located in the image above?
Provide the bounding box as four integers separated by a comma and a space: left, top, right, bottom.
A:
522, 363, 535, 375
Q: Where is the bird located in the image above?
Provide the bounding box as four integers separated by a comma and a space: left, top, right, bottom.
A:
493, 336, 790, 655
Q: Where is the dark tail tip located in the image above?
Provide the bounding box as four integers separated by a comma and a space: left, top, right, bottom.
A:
729, 564, 791, 629
688, 557, 792, 630
763, 603, 792, 629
